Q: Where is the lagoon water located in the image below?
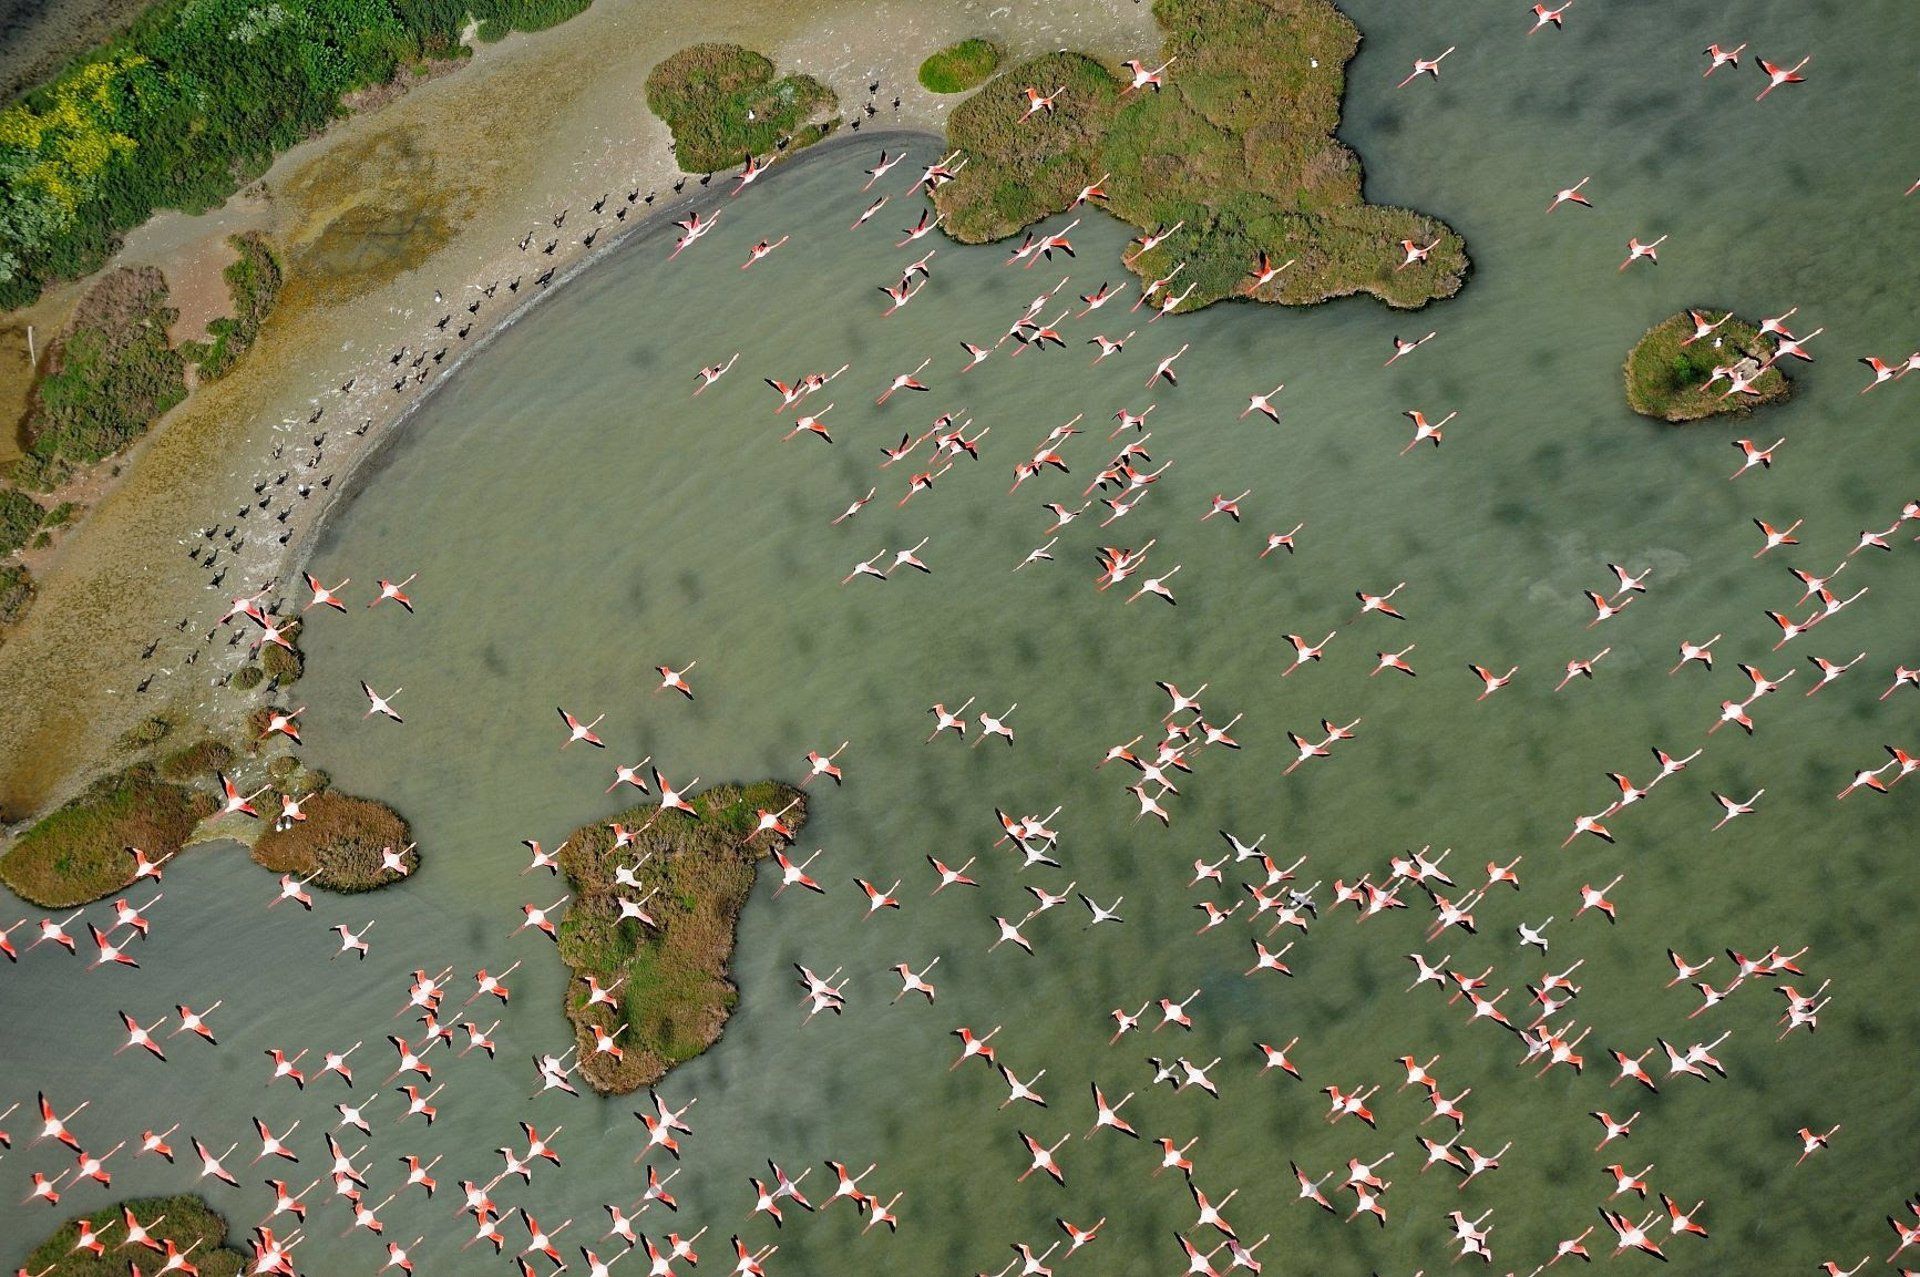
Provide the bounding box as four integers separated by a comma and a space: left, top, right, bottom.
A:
4, 1, 1918, 1271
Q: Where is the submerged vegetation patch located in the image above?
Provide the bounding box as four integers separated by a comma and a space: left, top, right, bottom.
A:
1625, 310, 1791, 422
0, 762, 213, 907
645, 44, 839, 175
22, 1195, 245, 1277
919, 38, 1002, 94
933, 0, 1467, 313
555, 780, 806, 1093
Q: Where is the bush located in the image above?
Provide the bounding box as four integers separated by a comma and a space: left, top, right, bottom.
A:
644, 43, 838, 174
1625, 310, 1790, 422
119, 714, 172, 749
229, 664, 264, 690
251, 790, 415, 891
555, 780, 806, 1092
0, 564, 32, 627
0, 0, 601, 309
0, 763, 215, 906
918, 38, 1001, 94
159, 737, 233, 780
0, 487, 43, 556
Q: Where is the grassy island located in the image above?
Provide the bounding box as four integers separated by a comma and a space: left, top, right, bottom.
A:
1625, 310, 1792, 422
645, 44, 839, 175
250, 789, 417, 891
22, 1195, 245, 1277
0, 739, 416, 903
919, 39, 1002, 94
555, 780, 807, 1093
0, 763, 213, 907
931, 0, 1466, 313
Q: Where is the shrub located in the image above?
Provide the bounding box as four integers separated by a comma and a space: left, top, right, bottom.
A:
119, 714, 172, 749
21, 267, 186, 471
185, 233, 284, 381
644, 43, 838, 174
229, 664, 264, 690
0, 0, 601, 310
0, 564, 32, 627
1625, 310, 1790, 422
0, 487, 44, 555
933, 0, 1467, 312
918, 38, 1001, 94
555, 780, 806, 1092
159, 737, 233, 780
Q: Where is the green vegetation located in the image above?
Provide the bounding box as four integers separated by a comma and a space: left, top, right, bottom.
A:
933, 0, 1466, 313
1625, 310, 1791, 422
229, 663, 264, 690
556, 780, 807, 1092
260, 639, 304, 683
119, 714, 172, 749
0, 564, 32, 628
23, 1195, 245, 1276
919, 38, 1001, 94
0, 0, 606, 310
0, 762, 213, 906
17, 266, 184, 485
157, 736, 234, 781
251, 789, 417, 891
0, 484, 43, 555
474, 0, 593, 42
644, 44, 838, 175
182, 232, 283, 380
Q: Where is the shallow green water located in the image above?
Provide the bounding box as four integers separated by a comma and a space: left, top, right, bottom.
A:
5, 1, 1919, 1271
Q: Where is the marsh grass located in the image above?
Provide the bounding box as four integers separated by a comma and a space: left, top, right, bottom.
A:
0, 763, 213, 907
23, 1195, 244, 1277
918, 38, 1001, 94
0, 486, 44, 556
1625, 311, 1790, 422
644, 44, 838, 175
19, 267, 186, 483
250, 790, 416, 892
934, 0, 1467, 312
181, 233, 284, 382
555, 779, 806, 1093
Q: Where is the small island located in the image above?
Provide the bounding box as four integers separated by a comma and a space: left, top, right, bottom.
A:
931, 0, 1467, 313
0, 709, 415, 906
21, 1195, 245, 1277
1625, 310, 1792, 422
919, 39, 1002, 94
644, 44, 839, 175
555, 780, 807, 1093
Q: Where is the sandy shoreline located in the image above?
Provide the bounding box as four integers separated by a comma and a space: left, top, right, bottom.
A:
298, 125, 935, 565
0, 0, 1157, 821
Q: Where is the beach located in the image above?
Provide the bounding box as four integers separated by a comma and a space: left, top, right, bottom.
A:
0, 0, 1157, 819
